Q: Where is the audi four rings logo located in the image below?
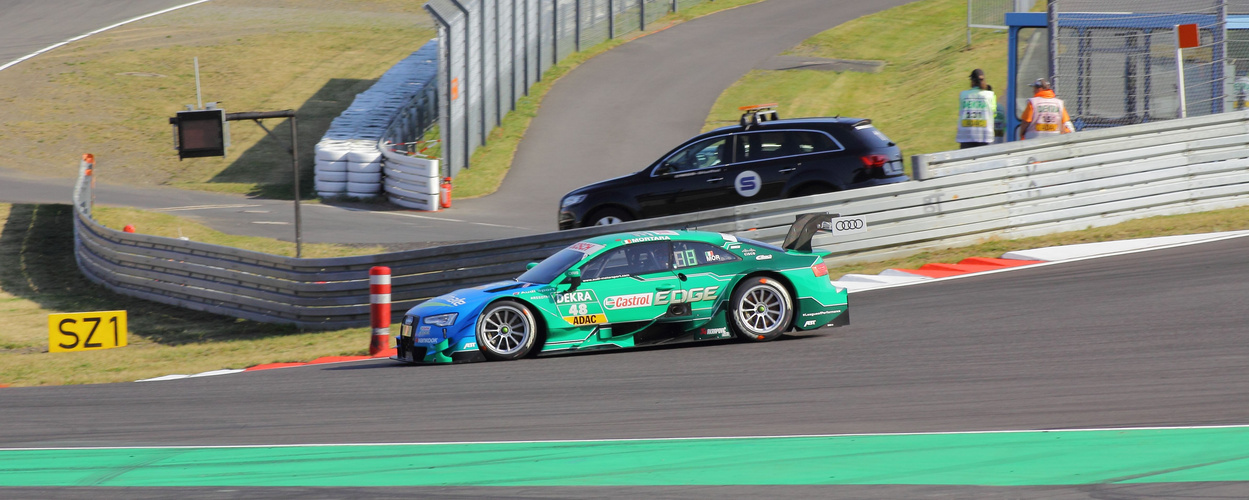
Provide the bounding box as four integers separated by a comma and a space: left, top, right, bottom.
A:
835, 219, 864, 231
821, 217, 867, 233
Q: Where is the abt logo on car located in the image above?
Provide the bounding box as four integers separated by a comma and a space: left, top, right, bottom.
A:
604, 293, 652, 310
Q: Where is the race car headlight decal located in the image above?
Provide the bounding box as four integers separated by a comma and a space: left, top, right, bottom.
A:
424, 313, 458, 327
561, 194, 586, 208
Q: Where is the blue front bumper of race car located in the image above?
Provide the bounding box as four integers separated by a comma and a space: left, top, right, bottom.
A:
394, 314, 484, 364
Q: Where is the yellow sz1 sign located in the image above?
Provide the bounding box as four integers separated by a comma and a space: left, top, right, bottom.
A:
48, 311, 128, 353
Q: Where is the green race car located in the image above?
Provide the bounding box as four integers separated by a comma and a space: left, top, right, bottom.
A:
395, 213, 856, 363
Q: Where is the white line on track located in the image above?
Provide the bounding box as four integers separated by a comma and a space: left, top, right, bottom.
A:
3, 423, 1248, 451
154, 204, 261, 211
0, 0, 213, 73
308, 203, 533, 230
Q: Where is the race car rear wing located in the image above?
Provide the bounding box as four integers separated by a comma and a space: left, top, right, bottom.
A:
781, 212, 867, 253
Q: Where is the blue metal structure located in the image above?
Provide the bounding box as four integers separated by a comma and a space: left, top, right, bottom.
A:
1004, 12, 1227, 142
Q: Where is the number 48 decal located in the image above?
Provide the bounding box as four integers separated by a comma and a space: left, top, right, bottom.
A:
48, 311, 128, 353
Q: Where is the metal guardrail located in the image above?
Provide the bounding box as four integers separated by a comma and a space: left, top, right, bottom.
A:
72, 111, 1249, 328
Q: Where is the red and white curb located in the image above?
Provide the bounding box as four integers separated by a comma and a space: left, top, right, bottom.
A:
135, 354, 394, 382
834, 230, 1249, 293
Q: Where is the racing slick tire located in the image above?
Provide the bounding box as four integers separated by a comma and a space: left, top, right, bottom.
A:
476, 300, 539, 361
730, 277, 794, 342
586, 207, 632, 227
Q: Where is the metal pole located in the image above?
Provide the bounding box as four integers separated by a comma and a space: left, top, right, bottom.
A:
524, 0, 532, 89
425, 5, 454, 174
1215, 0, 1227, 114
494, 0, 502, 126
511, 0, 518, 106
639, 0, 645, 32
289, 114, 302, 258
966, 0, 972, 47
553, 0, 559, 66
479, 0, 487, 143
1047, 0, 1057, 87
225, 110, 302, 257
608, 0, 614, 38
536, 0, 542, 78
447, 0, 471, 168
1176, 25, 1188, 118
575, 0, 582, 52
194, 57, 203, 109
672, 0, 676, 14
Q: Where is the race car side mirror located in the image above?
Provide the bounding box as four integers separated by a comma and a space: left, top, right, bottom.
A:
526, 262, 539, 270
564, 269, 582, 292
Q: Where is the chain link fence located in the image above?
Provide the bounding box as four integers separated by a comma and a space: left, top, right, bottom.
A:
969, 0, 1036, 29
1049, 0, 1229, 129
423, 0, 713, 177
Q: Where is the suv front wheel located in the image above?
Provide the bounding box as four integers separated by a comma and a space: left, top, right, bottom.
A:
585, 207, 633, 227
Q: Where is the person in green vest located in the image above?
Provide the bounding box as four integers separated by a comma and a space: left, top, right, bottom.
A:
956, 68, 997, 149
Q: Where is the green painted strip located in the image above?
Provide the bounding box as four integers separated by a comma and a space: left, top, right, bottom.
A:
2, 427, 1248, 487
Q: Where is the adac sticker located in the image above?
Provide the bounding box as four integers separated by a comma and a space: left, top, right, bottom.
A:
563, 313, 607, 326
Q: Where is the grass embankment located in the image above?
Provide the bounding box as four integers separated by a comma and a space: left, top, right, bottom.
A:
92, 207, 385, 258
0, 0, 435, 200
453, 0, 767, 198
0, 203, 379, 387
706, 0, 1008, 167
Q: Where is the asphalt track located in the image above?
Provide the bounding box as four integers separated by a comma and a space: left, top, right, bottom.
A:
3, 236, 1249, 497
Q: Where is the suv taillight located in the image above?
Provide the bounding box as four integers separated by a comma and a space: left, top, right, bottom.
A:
812, 262, 828, 277
860, 154, 889, 169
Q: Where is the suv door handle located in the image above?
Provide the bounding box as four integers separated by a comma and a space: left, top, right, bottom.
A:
655, 283, 676, 291
779, 168, 796, 173
707, 177, 724, 183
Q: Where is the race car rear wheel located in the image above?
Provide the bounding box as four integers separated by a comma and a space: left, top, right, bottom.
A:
476, 301, 538, 361
730, 277, 793, 342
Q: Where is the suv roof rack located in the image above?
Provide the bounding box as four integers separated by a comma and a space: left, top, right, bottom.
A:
739, 103, 779, 129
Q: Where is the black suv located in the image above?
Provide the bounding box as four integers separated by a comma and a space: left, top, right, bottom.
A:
558, 115, 907, 229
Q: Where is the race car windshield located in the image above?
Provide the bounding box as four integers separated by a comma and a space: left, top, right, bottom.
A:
517, 248, 587, 284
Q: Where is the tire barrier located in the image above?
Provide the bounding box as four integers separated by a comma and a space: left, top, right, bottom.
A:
316, 40, 439, 200
72, 111, 1249, 328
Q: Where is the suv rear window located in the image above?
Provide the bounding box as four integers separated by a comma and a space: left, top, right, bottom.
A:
850, 123, 896, 149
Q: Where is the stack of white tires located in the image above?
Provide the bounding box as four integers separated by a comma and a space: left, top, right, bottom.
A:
314, 140, 350, 198
315, 39, 440, 203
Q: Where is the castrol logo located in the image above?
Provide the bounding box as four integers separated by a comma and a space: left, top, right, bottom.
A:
604, 293, 652, 310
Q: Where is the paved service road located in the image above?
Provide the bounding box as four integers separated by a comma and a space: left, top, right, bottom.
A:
2, 237, 1248, 497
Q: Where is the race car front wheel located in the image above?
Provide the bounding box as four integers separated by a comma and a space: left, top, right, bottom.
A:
731, 277, 793, 342
476, 301, 538, 361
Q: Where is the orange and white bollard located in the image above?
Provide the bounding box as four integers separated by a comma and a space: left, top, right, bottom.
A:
369, 266, 395, 357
